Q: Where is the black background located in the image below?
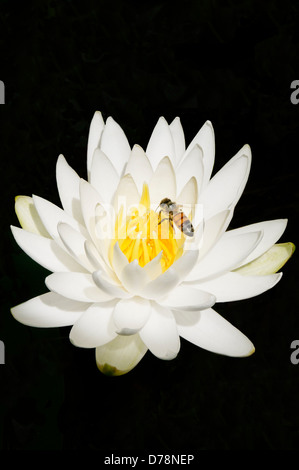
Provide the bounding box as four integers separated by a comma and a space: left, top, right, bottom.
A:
0, 0, 299, 453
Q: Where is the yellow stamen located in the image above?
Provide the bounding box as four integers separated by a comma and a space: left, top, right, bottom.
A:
110, 183, 185, 273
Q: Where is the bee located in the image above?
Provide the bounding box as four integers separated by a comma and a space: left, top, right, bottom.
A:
157, 198, 194, 237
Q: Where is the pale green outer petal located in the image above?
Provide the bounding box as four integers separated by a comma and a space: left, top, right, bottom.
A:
174, 308, 255, 357
190, 271, 282, 302
148, 156, 177, 206
56, 154, 84, 225
139, 302, 180, 360
112, 297, 151, 335
45, 272, 114, 302
90, 148, 120, 205
15, 196, 49, 237
87, 111, 105, 180
100, 116, 131, 175
11, 225, 85, 273
11, 292, 88, 327
169, 116, 186, 164
146, 117, 176, 170
95, 334, 148, 376
124, 145, 153, 194
69, 301, 118, 348
234, 243, 295, 276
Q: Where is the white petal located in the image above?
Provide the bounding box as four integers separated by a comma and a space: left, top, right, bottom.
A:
176, 144, 204, 197
45, 272, 114, 302
223, 219, 288, 267
148, 156, 177, 207
177, 177, 198, 210
172, 249, 199, 280
201, 144, 251, 219
139, 303, 180, 360
235, 242, 295, 276
95, 334, 148, 376
87, 111, 105, 179
113, 174, 140, 215
11, 292, 88, 327
112, 297, 151, 335
124, 145, 153, 194
56, 154, 84, 225
89, 148, 119, 204
169, 116, 186, 164
197, 210, 233, 261
146, 117, 176, 170
185, 231, 262, 282
70, 301, 117, 348
174, 308, 255, 357
92, 269, 131, 299
139, 267, 180, 300
100, 116, 131, 175
192, 271, 282, 302
183, 120, 215, 189
11, 226, 85, 273
33, 194, 87, 241
118, 260, 151, 294
57, 222, 94, 272
160, 285, 216, 311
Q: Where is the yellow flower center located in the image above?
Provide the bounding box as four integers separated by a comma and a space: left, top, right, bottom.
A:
110, 184, 185, 272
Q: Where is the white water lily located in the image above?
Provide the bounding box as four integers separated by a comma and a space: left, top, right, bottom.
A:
11, 112, 295, 376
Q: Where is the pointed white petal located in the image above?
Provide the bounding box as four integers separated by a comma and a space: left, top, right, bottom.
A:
185, 231, 262, 282
87, 111, 105, 180
118, 260, 151, 294
95, 334, 147, 376
200, 144, 251, 219
223, 219, 288, 267
124, 145, 153, 194
176, 144, 204, 197
15, 196, 49, 237
139, 303, 180, 360
11, 292, 88, 327
11, 226, 85, 272
90, 148, 119, 204
57, 222, 94, 272
70, 301, 117, 348
146, 117, 176, 170
92, 269, 131, 299
45, 272, 114, 302
183, 120, 215, 188
197, 210, 233, 261
32, 194, 87, 241
100, 116, 131, 175
56, 154, 84, 225
160, 285, 216, 311
172, 249, 199, 280
169, 116, 186, 164
113, 174, 140, 214
149, 156, 177, 206
139, 267, 180, 300
235, 242, 295, 276
192, 271, 282, 302
112, 297, 151, 335
174, 308, 255, 357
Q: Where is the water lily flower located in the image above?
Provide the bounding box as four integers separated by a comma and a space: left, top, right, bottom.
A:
11, 112, 295, 376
